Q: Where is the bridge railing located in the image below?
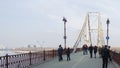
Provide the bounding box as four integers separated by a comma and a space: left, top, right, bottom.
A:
0, 48, 82, 68
110, 51, 120, 66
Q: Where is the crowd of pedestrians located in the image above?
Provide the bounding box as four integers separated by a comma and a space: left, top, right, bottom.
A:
82, 44, 98, 58
58, 44, 111, 68
81, 44, 112, 68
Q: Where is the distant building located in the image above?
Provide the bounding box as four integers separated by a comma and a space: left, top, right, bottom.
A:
0, 44, 6, 50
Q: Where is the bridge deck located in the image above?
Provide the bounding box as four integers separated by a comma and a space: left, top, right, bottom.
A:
28, 52, 119, 68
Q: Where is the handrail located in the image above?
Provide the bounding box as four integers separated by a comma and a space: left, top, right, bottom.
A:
110, 51, 120, 66
0, 48, 81, 68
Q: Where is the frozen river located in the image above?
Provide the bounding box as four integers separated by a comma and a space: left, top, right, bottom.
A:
0, 50, 16, 56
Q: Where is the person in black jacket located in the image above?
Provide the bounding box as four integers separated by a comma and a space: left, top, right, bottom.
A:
66, 47, 71, 61
89, 44, 93, 58
94, 45, 98, 58
101, 45, 111, 68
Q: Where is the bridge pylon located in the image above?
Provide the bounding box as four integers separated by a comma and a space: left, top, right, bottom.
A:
73, 12, 105, 53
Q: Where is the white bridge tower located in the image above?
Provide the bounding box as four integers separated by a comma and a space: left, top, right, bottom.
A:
73, 12, 105, 53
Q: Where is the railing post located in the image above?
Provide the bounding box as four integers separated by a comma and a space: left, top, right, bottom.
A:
5, 54, 8, 68
29, 51, 32, 65
53, 49, 54, 58
43, 50, 45, 61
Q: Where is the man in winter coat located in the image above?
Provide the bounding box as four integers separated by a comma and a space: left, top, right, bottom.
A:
58, 45, 63, 61
101, 45, 111, 68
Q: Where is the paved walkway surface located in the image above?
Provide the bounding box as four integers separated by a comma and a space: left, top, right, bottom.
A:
28, 52, 119, 68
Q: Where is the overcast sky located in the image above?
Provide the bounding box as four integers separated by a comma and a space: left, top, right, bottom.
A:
0, 0, 120, 48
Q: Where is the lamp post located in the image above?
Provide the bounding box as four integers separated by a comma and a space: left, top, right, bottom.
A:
106, 19, 110, 46
62, 17, 67, 50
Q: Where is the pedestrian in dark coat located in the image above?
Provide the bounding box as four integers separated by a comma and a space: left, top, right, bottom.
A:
98, 46, 102, 58
89, 44, 93, 58
58, 45, 63, 61
82, 44, 88, 55
66, 47, 71, 61
94, 45, 98, 58
101, 45, 111, 68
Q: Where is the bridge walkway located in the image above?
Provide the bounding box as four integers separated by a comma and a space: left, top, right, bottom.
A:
28, 52, 119, 68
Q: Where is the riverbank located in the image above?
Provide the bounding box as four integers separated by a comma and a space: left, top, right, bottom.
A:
13, 47, 58, 53
111, 47, 120, 53
1, 46, 119, 56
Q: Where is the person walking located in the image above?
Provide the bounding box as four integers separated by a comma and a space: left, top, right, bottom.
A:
101, 45, 111, 68
89, 44, 93, 58
108, 46, 112, 62
58, 45, 63, 61
98, 46, 102, 58
66, 47, 71, 61
94, 45, 98, 58
82, 44, 88, 55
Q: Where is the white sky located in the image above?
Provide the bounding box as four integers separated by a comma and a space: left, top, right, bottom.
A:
0, 0, 120, 48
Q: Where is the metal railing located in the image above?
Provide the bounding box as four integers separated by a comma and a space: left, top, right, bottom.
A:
0, 48, 81, 68
111, 51, 120, 66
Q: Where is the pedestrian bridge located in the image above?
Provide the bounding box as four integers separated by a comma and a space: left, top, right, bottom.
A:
28, 52, 119, 68
1, 13, 119, 68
